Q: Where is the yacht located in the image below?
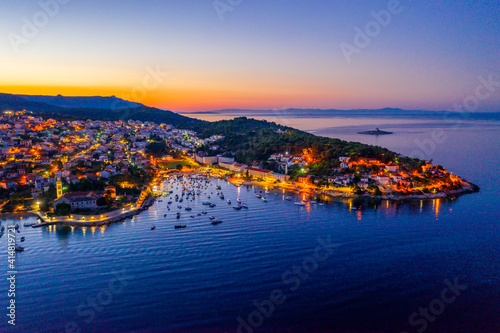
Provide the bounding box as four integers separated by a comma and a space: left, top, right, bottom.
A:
294, 202, 305, 206
211, 220, 223, 225
261, 197, 268, 202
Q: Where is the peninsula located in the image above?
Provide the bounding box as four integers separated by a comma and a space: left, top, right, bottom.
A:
0, 95, 479, 225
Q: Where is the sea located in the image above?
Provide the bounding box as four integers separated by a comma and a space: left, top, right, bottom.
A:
0, 111, 499, 333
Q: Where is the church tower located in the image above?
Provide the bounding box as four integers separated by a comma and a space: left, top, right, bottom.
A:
56, 177, 63, 198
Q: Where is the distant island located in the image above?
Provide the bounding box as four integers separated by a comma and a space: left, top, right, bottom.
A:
358, 128, 393, 135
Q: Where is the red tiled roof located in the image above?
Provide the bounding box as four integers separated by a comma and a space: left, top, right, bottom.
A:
246, 167, 271, 174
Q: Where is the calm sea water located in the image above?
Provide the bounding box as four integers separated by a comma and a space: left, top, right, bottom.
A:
1, 116, 499, 333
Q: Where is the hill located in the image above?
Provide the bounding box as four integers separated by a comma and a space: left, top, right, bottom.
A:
19, 94, 143, 109
0, 93, 202, 126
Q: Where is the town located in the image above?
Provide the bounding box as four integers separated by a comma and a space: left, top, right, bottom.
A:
0, 110, 476, 223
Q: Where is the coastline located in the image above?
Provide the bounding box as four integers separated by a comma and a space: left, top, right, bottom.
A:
227, 178, 480, 202
1, 174, 480, 226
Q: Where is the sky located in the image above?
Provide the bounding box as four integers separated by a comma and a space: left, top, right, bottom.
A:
0, 0, 498, 112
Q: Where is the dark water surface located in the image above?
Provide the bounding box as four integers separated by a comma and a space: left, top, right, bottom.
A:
1, 118, 499, 333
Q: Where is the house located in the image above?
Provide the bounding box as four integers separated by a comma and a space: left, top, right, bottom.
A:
53, 192, 100, 211
298, 175, 313, 184
270, 172, 290, 182
339, 157, 351, 163
104, 186, 117, 199
377, 176, 391, 186
385, 163, 400, 173
339, 157, 352, 169
246, 167, 271, 179
230, 163, 248, 173
98, 171, 111, 179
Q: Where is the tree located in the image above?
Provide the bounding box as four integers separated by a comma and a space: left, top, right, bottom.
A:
97, 196, 111, 207
55, 202, 71, 216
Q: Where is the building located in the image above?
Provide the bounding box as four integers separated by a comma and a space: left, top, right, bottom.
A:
377, 176, 391, 186
385, 163, 400, 173
270, 172, 290, 182
230, 163, 248, 172
104, 186, 117, 199
298, 175, 313, 184
53, 192, 100, 211
246, 167, 271, 179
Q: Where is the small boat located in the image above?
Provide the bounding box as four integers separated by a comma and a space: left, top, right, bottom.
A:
255, 193, 261, 198
241, 203, 248, 209
294, 202, 305, 206
185, 207, 192, 211
15, 245, 24, 252
215, 185, 221, 190
177, 213, 181, 219
23, 223, 32, 227
227, 199, 231, 204
151, 226, 156, 230
233, 205, 242, 210
261, 197, 268, 202
237, 199, 241, 203
209, 216, 216, 220
319, 203, 325, 206
21, 237, 25, 242
175, 225, 187, 229
202, 202, 211, 206
201, 211, 208, 215
285, 196, 293, 201
209, 203, 216, 208
310, 201, 318, 204
197, 213, 202, 216
15, 224, 20, 230
211, 220, 223, 225
164, 214, 167, 217
177, 205, 182, 209
190, 215, 195, 218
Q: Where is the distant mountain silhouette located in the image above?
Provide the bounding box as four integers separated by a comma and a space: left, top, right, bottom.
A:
0, 93, 202, 126
19, 94, 143, 109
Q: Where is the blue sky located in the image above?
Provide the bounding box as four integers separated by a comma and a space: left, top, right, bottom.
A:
0, 0, 498, 111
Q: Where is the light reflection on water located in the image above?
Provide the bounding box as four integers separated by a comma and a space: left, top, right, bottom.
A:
0, 118, 498, 332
